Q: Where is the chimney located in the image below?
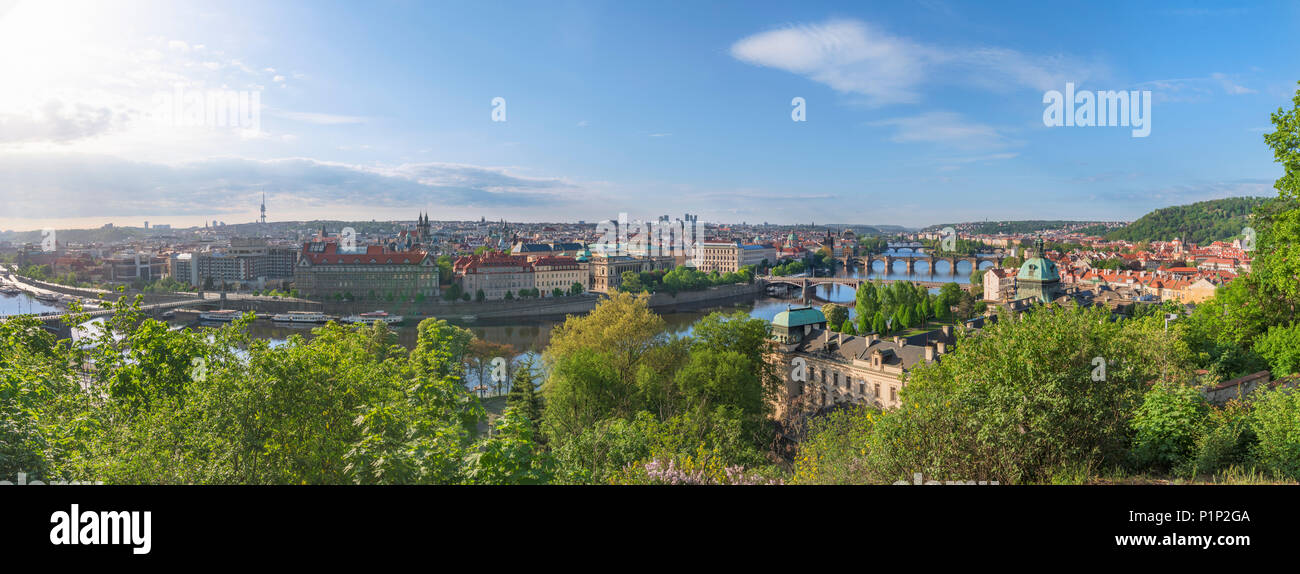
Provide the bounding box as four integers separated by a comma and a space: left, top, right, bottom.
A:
838, 332, 843, 346
941, 325, 952, 338
925, 345, 935, 362
894, 336, 904, 348
937, 341, 946, 354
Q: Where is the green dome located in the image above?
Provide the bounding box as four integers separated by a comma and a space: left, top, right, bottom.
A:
772, 306, 826, 328
1017, 257, 1060, 282
786, 232, 796, 245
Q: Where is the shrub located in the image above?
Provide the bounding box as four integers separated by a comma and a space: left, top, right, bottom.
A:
1251, 387, 1300, 480
1130, 381, 1208, 472
1192, 399, 1256, 476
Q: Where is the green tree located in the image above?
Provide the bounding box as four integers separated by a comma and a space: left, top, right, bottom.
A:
821, 304, 848, 331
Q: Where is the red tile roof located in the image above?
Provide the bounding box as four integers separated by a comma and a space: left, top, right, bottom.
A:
300, 241, 428, 265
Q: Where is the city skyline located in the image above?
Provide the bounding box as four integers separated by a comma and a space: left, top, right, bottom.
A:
1, 0, 1296, 231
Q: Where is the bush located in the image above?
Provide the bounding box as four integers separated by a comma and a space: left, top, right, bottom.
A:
1251, 387, 1300, 480
1192, 399, 1256, 476
1130, 381, 1208, 472
791, 405, 878, 484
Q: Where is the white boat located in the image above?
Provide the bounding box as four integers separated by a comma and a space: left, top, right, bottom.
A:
460, 315, 477, 322
199, 309, 241, 322
271, 310, 331, 323
33, 293, 61, 303
343, 310, 404, 325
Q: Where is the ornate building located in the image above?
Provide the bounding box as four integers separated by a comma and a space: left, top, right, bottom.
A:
1015, 238, 1063, 303
769, 306, 958, 414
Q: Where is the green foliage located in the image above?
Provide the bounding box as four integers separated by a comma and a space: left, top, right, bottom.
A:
1253, 323, 1300, 377
1192, 400, 1257, 476
771, 260, 806, 276
820, 304, 848, 330
541, 294, 777, 482
1103, 197, 1267, 244
1130, 381, 1209, 472
867, 305, 1197, 484
619, 265, 753, 294
1250, 387, 1300, 480
0, 292, 562, 484
791, 405, 879, 484
462, 407, 554, 485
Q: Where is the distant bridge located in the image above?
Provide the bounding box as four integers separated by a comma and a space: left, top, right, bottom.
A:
5, 300, 200, 339
856, 255, 1002, 276
762, 276, 969, 297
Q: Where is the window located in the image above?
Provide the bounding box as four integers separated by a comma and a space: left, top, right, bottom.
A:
874, 383, 880, 397
890, 387, 897, 403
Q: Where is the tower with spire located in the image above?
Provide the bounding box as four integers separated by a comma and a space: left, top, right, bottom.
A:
260, 192, 267, 225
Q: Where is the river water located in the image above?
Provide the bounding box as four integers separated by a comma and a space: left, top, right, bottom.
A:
3, 249, 989, 394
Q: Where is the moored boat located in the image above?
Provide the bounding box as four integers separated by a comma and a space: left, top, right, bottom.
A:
271, 310, 331, 323
198, 309, 241, 322
343, 310, 404, 325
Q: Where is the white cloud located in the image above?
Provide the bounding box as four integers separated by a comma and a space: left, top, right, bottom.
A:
730, 18, 1101, 106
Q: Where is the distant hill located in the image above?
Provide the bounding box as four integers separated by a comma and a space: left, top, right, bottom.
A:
1104, 197, 1267, 244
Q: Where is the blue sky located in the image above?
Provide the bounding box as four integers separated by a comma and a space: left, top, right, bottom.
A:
1, 0, 1297, 231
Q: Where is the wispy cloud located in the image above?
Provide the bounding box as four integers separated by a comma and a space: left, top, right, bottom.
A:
0, 154, 584, 223
868, 111, 1009, 149
1139, 73, 1257, 102
276, 111, 368, 125
730, 18, 1101, 106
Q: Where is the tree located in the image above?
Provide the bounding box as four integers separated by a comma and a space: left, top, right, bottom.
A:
506, 356, 544, 440
619, 271, 645, 293
1257, 81, 1300, 317
867, 305, 1197, 484
1253, 323, 1300, 377
821, 304, 848, 330
569, 282, 584, 295
442, 283, 463, 302
476, 289, 486, 302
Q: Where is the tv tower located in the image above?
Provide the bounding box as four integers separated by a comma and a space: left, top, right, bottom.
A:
259, 192, 267, 225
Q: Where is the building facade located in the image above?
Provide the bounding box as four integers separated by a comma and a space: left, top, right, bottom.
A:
294, 241, 438, 300
696, 241, 741, 274
455, 253, 535, 299
588, 254, 674, 293
769, 307, 955, 413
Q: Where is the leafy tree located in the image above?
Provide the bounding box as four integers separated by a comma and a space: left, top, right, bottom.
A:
867, 305, 1197, 484
1253, 323, 1300, 377
821, 304, 848, 331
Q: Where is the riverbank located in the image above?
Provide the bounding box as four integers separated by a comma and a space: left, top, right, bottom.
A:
318, 281, 767, 322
